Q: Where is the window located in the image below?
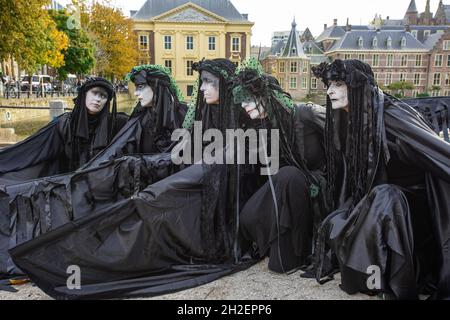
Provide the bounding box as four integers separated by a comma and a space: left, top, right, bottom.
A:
424, 30, 431, 38
374, 73, 379, 83
400, 73, 406, 82
435, 54, 443, 67
208, 37, 216, 51
279, 78, 284, 89
232, 37, 240, 52
413, 90, 419, 97
139, 35, 148, 50
186, 36, 194, 50
302, 61, 308, 73
431, 89, 440, 97
187, 85, 194, 97
290, 77, 297, 89
447, 55, 450, 67
414, 74, 420, 86
445, 90, 450, 96
372, 54, 379, 67
186, 60, 194, 76
372, 37, 378, 48
387, 37, 392, 48
311, 78, 317, 89
279, 61, 285, 73
290, 61, 298, 73
387, 54, 393, 67
164, 60, 172, 73
433, 73, 441, 86
358, 54, 365, 62
358, 37, 363, 48
344, 54, 351, 60
446, 74, 450, 86
164, 36, 172, 50
401, 37, 407, 48
301, 78, 307, 89
401, 55, 408, 67
411, 30, 418, 39
415, 55, 422, 67
444, 40, 450, 51
385, 73, 392, 86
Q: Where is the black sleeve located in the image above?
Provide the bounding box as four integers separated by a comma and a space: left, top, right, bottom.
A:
0, 115, 66, 183
293, 103, 326, 171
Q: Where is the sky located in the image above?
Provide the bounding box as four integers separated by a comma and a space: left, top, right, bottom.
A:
59, 0, 440, 46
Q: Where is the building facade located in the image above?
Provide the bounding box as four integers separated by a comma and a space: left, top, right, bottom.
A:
262, 1, 450, 102
262, 19, 311, 100
131, 0, 253, 99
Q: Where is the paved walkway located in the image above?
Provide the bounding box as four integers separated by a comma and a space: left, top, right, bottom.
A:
0, 259, 376, 300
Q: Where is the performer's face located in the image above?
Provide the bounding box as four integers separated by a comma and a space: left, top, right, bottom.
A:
327, 80, 349, 110
134, 83, 154, 107
241, 98, 267, 120
85, 87, 108, 115
200, 71, 220, 105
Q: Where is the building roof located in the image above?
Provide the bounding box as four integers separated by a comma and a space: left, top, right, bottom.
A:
423, 32, 443, 49
444, 5, 450, 23
281, 19, 308, 58
132, 0, 249, 22
406, 0, 418, 13
327, 30, 428, 52
315, 25, 346, 42
303, 40, 324, 55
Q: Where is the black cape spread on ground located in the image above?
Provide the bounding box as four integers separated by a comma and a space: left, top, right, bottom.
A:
0, 100, 187, 277
0, 112, 128, 185
5, 104, 325, 300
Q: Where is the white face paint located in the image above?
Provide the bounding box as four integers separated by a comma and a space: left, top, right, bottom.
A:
134, 83, 154, 107
327, 80, 349, 110
85, 87, 108, 115
241, 98, 267, 120
200, 71, 220, 105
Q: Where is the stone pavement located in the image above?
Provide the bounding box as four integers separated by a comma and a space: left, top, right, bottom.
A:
0, 259, 377, 300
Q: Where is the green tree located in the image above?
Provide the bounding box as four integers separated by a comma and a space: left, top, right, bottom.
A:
0, 0, 69, 78
49, 9, 95, 80
387, 81, 414, 98
87, 1, 139, 80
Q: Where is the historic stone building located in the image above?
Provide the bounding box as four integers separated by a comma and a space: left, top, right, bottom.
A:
131, 0, 253, 98
262, 19, 311, 100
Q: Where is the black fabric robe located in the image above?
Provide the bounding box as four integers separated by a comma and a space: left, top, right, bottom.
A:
320, 96, 450, 299
4, 104, 325, 299
240, 103, 327, 273
0, 112, 128, 185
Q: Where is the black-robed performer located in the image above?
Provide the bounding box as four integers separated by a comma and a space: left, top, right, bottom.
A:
6, 59, 261, 300
0, 77, 128, 184
312, 59, 450, 300
231, 58, 328, 274
0, 67, 187, 278
84, 65, 187, 168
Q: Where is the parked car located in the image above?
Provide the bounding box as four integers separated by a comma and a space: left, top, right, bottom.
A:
20, 75, 53, 93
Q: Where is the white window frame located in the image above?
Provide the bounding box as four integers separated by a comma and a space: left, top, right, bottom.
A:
208, 36, 216, 51
289, 77, 297, 90
186, 36, 194, 50
139, 35, 149, 51
164, 36, 172, 50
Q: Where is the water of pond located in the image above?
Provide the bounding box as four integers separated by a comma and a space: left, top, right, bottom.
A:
1, 99, 137, 142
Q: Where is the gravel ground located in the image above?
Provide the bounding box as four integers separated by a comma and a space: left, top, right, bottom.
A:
0, 259, 377, 300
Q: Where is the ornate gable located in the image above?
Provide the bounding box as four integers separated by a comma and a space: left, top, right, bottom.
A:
153, 3, 227, 23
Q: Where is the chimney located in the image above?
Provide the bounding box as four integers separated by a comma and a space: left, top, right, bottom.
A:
405, 24, 411, 32
242, 14, 248, 20
387, 16, 390, 20
346, 24, 352, 32
324, 24, 328, 30
333, 19, 338, 26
